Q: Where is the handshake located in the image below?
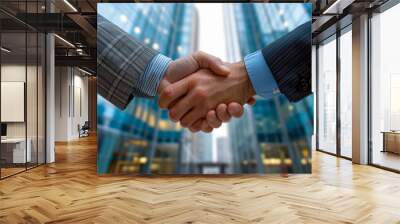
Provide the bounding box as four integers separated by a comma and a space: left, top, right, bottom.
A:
98, 16, 310, 132
157, 51, 256, 133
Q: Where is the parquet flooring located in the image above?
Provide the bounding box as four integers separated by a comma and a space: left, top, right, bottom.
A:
1, 135, 400, 223
1, 167, 26, 178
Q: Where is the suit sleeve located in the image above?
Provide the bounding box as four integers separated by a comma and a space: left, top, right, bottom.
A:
261, 21, 311, 102
97, 15, 158, 110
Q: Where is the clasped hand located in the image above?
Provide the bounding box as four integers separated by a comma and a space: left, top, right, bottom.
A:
157, 51, 256, 133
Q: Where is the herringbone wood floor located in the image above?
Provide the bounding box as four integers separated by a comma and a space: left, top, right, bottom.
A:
1, 135, 400, 224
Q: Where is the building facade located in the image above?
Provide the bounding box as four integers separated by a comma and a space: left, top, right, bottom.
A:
97, 4, 198, 174
224, 3, 313, 173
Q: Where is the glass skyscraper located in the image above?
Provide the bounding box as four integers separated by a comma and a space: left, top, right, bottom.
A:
97, 4, 198, 174
224, 3, 313, 173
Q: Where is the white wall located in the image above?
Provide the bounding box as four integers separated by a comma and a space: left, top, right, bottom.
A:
54, 67, 89, 141
55, 66, 69, 141
72, 73, 89, 137
1, 63, 46, 163
1, 65, 38, 138
1, 65, 26, 138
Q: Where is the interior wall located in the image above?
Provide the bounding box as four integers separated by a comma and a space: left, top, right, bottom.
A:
54, 67, 89, 141
1, 64, 38, 139
1, 63, 46, 166
72, 72, 89, 138
55, 66, 68, 141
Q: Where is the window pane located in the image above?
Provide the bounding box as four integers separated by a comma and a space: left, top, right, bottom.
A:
340, 29, 352, 158
1, 31, 27, 177
318, 37, 337, 154
371, 3, 400, 171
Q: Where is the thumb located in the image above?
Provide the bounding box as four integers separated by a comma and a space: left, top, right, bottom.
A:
192, 51, 230, 76
158, 78, 190, 109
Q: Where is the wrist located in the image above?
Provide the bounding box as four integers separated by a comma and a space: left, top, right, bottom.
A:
139, 54, 170, 96
157, 62, 172, 95
234, 61, 256, 100
158, 77, 170, 95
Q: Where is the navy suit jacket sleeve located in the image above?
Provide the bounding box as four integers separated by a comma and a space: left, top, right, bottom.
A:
261, 21, 311, 102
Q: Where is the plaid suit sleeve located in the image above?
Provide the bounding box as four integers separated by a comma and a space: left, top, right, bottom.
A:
97, 15, 159, 110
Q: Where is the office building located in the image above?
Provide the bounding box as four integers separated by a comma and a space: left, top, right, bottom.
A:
179, 132, 215, 173
224, 3, 313, 173
97, 3, 198, 174
0, 1, 400, 222
216, 137, 232, 164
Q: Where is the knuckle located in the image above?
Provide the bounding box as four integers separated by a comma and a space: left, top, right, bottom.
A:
218, 114, 228, 122
187, 78, 198, 88
203, 128, 212, 133
207, 111, 214, 120
205, 101, 214, 110
180, 119, 189, 127
221, 111, 230, 120
162, 86, 173, 99
194, 88, 207, 99
208, 111, 216, 120
193, 123, 201, 130
209, 121, 217, 128
218, 106, 227, 115
196, 50, 205, 56
199, 108, 208, 119
169, 110, 178, 121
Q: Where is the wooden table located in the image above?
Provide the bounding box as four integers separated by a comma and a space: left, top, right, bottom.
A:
382, 131, 400, 154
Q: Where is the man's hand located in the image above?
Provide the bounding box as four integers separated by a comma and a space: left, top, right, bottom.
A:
159, 61, 256, 129
157, 52, 250, 132
158, 51, 230, 94
186, 100, 255, 133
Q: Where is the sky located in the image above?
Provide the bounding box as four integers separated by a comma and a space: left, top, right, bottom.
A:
194, 3, 229, 161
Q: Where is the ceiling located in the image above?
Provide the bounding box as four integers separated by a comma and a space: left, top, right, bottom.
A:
1, 0, 98, 73
0, 0, 395, 74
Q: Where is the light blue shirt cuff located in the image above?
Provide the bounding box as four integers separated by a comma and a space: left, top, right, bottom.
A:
244, 50, 280, 99
137, 54, 172, 97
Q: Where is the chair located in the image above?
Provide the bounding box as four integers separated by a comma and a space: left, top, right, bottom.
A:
78, 121, 90, 138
